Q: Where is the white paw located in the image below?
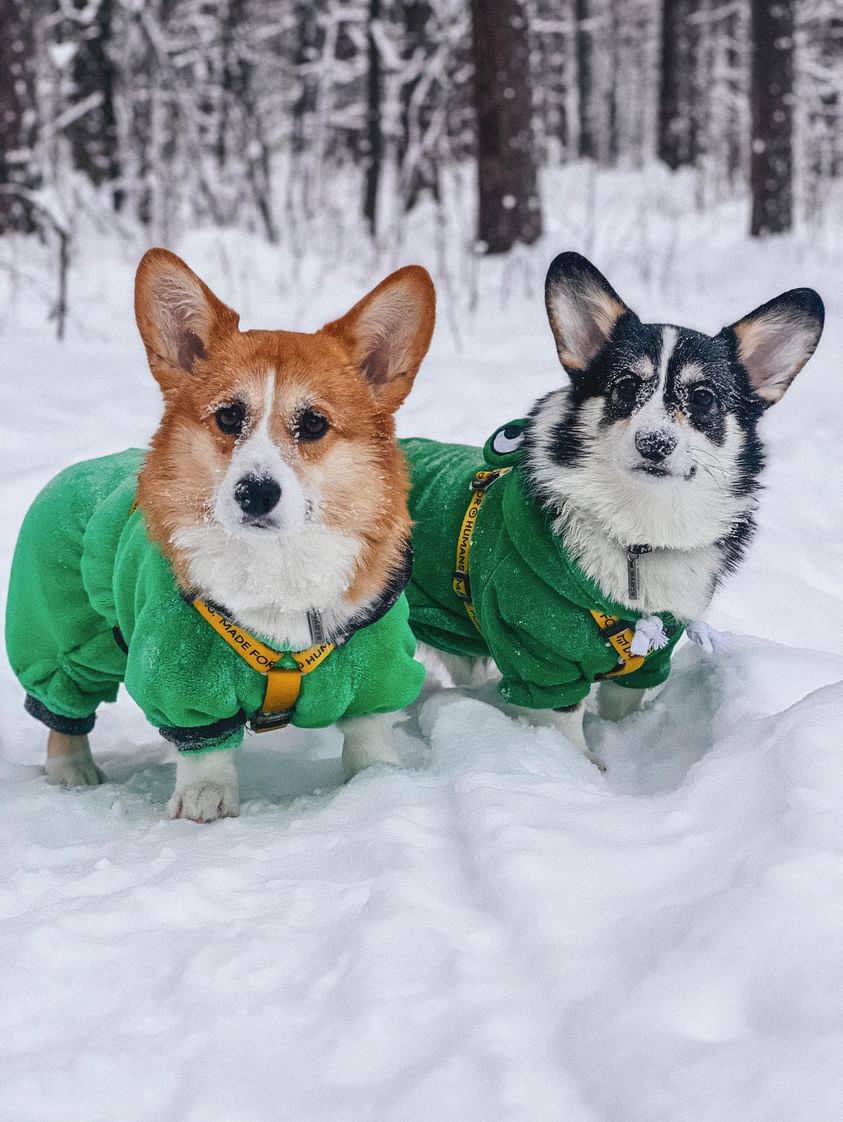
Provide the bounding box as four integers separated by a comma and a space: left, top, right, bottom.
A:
686, 620, 730, 656
168, 781, 240, 823
584, 748, 608, 773
340, 714, 400, 779
46, 753, 105, 788
342, 740, 401, 780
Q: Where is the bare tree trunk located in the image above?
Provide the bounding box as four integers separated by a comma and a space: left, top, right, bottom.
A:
684, 0, 702, 165
750, 0, 794, 236
217, 0, 248, 173
724, 4, 744, 186
399, 0, 440, 211
659, 0, 688, 168
575, 0, 597, 159
470, 0, 543, 253
66, 0, 123, 210
0, 0, 39, 233
292, 3, 322, 154
606, 0, 619, 164
362, 0, 383, 239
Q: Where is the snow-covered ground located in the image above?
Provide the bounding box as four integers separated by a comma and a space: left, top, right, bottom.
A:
2, 170, 842, 1120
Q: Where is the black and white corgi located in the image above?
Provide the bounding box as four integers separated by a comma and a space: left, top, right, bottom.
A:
403, 252, 825, 758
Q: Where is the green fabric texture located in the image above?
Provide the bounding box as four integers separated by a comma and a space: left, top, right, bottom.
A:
6, 450, 424, 752
400, 431, 684, 710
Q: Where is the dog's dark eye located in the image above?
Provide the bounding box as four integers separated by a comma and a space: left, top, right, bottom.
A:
690, 386, 717, 412
611, 375, 639, 407
215, 403, 246, 435
298, 409, 329, 442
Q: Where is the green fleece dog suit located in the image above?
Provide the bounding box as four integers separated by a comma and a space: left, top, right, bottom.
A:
6, 450, 424, 753
400, 423, 684, 709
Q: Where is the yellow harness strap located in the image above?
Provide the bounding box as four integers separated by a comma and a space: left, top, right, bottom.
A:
588, 610, 647, 678
192, 598, 334, 732
452, 469, 647, 678
452, 468, 511, 629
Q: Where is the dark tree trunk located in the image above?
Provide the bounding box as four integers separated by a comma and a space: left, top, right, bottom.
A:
399, 0, 440, 211
724, 5, 743, 185
470, 0, 543, 253
0, 0, 39, 233
606, 0, 619, 164
292, 2, 322, 154
684, 0, 702, 166
363, 0, 383, 238
750, 0, 794, 236
658, 0, 701, 169
217, 0, 248, 172
825, 18, 842, 179
659, 0, 687, 168
66, 0, 123, 210
575, 0, 597, 159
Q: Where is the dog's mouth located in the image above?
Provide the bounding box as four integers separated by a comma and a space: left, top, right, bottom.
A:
238, 514, 280, 531
632, 463, 698, 481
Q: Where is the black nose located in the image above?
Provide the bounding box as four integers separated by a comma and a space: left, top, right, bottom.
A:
234, 474, 281, 518
634, 429, 677, 463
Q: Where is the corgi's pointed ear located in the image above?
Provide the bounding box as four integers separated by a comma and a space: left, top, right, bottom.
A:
724, 288, 824, 406
135, 249, 239, 390
545, 253, 630, 373
322, 265, 435, 412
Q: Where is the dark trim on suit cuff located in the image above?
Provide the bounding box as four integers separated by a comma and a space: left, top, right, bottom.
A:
25, 694, 96, 735
159, 711, 246, 753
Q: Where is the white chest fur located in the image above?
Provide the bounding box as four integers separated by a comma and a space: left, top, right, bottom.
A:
172, 520, 363, 649
557, 510, 722, 620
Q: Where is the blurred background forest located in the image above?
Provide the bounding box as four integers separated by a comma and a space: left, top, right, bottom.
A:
0, 0, 840, 338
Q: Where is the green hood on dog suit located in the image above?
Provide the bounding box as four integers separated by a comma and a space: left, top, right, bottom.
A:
6, 450, 424, 754
399, 422, 685, 710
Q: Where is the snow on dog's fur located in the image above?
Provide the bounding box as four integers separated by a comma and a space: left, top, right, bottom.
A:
137, 250, 433, 650
39, 249, 435, 820
416, 252, 824, 761
525, 253, 825, 621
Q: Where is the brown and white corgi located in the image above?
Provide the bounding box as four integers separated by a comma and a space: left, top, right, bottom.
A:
6, 250, 435, 821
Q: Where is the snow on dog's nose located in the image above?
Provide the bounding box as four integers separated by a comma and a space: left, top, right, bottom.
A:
634, 428, 677, 464
234, 474, 282, 521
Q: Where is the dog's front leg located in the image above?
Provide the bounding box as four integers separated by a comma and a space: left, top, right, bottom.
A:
426, 646, 491, 688
511, 702, 606, 772
598, 680, 647, 722
340, 713, 400, 779
46, 730, 104, 787
168, 748, 240, 822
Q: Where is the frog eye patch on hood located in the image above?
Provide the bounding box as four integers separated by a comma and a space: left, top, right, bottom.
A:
483, 419, 528, 468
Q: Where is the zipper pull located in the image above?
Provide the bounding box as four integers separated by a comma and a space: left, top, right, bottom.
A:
307, 609, 325, 645
626, 545, 652, 601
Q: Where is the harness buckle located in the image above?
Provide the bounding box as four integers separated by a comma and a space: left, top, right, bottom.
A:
470, 470, 500, 493
599, 617, 632, 639
250, 709, 295, 733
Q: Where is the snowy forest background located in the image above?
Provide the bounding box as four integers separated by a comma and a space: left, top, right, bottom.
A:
0, 0, 841, 339
3, 6, 843, 1119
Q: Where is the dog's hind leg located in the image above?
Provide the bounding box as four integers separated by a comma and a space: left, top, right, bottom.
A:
46, 730, 104, 787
